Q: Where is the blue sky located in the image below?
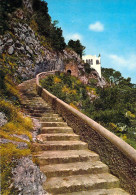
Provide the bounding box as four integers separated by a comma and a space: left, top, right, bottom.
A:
45, 0, 136, 83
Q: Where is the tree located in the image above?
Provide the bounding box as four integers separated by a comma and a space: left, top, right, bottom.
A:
33, 1, 66, 51
33, 0, 51, 37
0, 0, 22, 34
68, 39, 85, 58
50, 21, 66, 51
102, 68, 123, 84
119, 77, 133, 88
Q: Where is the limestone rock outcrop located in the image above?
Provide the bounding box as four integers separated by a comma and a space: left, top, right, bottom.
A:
0, 19, 82, 81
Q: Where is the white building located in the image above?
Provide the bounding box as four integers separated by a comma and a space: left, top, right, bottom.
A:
82, 54, 101, 78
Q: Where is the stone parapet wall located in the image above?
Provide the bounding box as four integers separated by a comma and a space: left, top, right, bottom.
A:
36, 72, 136, 195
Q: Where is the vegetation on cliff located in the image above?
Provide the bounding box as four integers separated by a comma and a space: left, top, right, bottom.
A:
41, 71, 136, 149
32, 0, 66, 51
0, 0, 23, 34
0, 44, 33, 195
68, 39, 85, 58
0, 0, 66, 52
0, 76, 33, 194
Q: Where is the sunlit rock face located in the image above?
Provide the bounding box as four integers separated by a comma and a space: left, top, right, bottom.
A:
0, 19, 83, 81
0, 112, 7, 127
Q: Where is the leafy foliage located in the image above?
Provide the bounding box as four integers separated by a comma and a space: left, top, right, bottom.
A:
40, 73, 90, 108
0, 0, 23, 34
84, 63, 92, 74
32, 0, 66, 51
50, 22, 66, 51
0, 62, 20, 102
32, 0, 51, 37
68, 39, 85, 57
102, 67, 134, 87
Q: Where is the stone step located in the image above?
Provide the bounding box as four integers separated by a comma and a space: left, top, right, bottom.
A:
44, 173, 120, 194
26, 102, 48, 107
59, 188, 130, 195
29, 106, 49, 110
29, 111, 54, 117
33, 150, 99, 165
30, 108, 53, 112
26, 99, 42, 102
40, 122, 68, 127
33, 112, 55, 118
39, 117, 63, 122
41, 127, 73, 134
24, 98, 42, 101
42, 113, 59, 117
30, 113, 43, 117
37, 133, 79, 142
27, 97, 42, 100
31, 141, 88, 152
40, 160, 108, 178
25, 109, 47, 114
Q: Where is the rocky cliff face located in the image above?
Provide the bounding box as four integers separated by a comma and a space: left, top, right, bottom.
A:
0, 0, 106, 88
79, 70, 107, 88
0, 17, 82, 81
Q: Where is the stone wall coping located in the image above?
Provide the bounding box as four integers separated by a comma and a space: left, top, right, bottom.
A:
36, 72, 136, 163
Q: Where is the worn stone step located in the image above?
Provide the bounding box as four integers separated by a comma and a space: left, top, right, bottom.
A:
33, 150, 99, 165
59, 188, 130, 195
30, 113, 43, 117
26, 99, 42, 102
33, 112, 55, 118
40, 117, 63, 122
40, 122, 68, 127
40, 160, 108, 178
29, 106, 49, 110
29, 111, 54, 117
31, 141, 88, 152
26, 102, 48, 107
44, 173, 120, 194
23, 100, 42, 104
41, 127, 73, 134
31, 108, 53, 112
37, 134, 79, 142
25, 109, 47, 114
42, 113, 59, 117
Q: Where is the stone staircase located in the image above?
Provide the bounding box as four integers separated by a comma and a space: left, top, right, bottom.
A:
19, 79, 129, 195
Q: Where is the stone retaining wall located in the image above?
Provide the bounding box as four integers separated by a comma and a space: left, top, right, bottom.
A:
36, 72, 136, 195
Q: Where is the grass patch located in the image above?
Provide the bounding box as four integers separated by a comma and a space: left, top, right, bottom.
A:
0, 143, 31, 195
0, 99, 33, 193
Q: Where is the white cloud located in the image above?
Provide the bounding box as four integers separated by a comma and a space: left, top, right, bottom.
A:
109, 54, 136, 70
89, 21, 104, 32
65, 33, 82, 41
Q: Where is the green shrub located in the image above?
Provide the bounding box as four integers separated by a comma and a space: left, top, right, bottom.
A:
68, 39, 85, 57
0, 0, 22, 34
89, 78, 98, 86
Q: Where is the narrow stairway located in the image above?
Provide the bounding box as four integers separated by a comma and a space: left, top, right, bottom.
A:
19, 79, 129, 195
